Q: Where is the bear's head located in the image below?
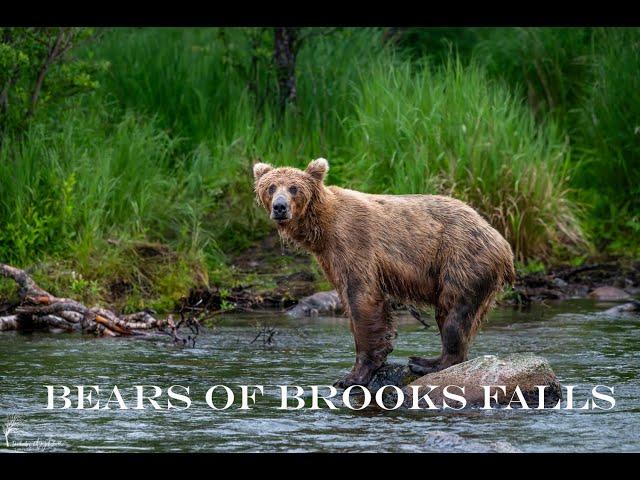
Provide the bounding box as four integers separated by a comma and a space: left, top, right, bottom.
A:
253, 158, 329, 225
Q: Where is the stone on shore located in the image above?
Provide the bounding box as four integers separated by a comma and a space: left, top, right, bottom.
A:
600, 300, 640, 317
588, 286, 632, 301
286, 290, 342, 318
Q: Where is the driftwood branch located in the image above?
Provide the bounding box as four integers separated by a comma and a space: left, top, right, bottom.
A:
0, 263, 199, 344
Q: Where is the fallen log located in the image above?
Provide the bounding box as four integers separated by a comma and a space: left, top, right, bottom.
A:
0, 263, 199, 344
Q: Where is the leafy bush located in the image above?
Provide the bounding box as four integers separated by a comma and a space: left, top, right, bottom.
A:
0, 27, 106, 139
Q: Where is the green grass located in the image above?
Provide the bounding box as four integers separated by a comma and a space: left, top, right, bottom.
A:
472, 28, 594, 123
0, 108, 214, 311
400, 27, 640, 256
476, 28, 640, 257
0, 27, 636, 312
341, 58, 584, 261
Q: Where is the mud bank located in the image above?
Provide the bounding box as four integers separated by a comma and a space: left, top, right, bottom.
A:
181, 239, 640, 315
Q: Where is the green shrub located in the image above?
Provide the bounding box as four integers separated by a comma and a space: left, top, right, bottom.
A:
0, 28, 106, 138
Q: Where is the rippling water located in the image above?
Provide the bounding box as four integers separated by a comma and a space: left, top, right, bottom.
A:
0, 299, 638, 452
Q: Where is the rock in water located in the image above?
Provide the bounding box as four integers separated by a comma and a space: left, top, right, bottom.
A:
423, 431, 521, 453
286, 290, 342, 318
366, 363, 421, 392
588, 286, 632, 301
600, 300, 640, 317
403, 353, 562, 408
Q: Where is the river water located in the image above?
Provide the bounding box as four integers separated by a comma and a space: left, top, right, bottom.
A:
0, 299, 638, 452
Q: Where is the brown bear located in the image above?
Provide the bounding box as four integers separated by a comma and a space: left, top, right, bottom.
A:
253, 158, 515, 388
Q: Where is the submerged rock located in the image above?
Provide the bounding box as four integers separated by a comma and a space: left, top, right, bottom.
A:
600, 300, 640, 317
286, 290, 342, 318
423, 431, 521, 453
588, 286, 632, 301
366, 363, 421, 391
551, 277, 568, 288
403, 353, 562, 408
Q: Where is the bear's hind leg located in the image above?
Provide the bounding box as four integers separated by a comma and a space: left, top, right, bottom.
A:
434, 289, 495, 371
409, 305, 473, 375
438, 313, 471, 370
407, 355, 441, 374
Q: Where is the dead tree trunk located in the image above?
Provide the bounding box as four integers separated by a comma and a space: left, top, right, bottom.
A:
273, 27, 299, 110
0, 263, 199, 345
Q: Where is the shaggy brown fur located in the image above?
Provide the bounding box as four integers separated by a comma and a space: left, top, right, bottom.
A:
254, 158, 515, 388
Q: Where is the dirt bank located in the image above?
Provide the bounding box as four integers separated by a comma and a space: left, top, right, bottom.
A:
510, 261, 640, 304
180, 233, 640, 314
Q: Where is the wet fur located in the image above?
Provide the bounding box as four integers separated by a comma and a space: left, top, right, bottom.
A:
254, 159, 515, 387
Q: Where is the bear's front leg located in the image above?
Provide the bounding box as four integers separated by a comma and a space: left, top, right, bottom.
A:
334, 286, 396, 389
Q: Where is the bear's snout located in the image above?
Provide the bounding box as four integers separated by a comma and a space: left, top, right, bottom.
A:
271, 196, 291, 221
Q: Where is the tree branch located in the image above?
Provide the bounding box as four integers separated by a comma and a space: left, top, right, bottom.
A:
27, 28, 67, 118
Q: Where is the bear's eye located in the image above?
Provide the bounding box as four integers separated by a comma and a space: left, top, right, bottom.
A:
289, 186, 298, 196
268, 184, 276, 196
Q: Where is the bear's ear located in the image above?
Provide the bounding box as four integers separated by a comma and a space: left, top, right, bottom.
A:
253, 162, 273, 181
305, 158, 329, 183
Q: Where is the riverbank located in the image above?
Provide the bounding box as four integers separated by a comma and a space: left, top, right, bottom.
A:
2, 232, 638, 322
178, 233, 640, 316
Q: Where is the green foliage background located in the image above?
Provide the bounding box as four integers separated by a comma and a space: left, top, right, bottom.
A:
0, 27, 638, 311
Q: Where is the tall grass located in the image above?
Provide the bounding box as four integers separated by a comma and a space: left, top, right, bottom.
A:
397, 27, 640, 255
89, 28, 385, 251
342, 58, 583, 261
574, 29, 640, 204
94, 28, 382, 155
1, 111, 189, 263
0, 108, 214, 310
472, 28, 593, 123
472, 28, 640, 253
